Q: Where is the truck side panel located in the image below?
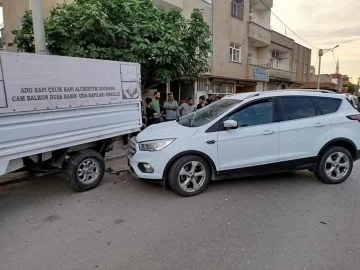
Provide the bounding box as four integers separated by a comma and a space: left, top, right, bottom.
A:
0, 52, 141, 114
0, 103, 141, 167
0, 53, 142, 176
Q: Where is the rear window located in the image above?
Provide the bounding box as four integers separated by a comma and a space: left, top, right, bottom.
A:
314, 97, 342, 114
280, 97, 316, 121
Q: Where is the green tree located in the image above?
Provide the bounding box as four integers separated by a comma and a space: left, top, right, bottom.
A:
12, 0, 211, 93
12, 10, 35, 53
347, 83, 356, 94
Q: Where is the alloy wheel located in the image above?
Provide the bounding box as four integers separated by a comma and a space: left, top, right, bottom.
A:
325, 152, 349, 181
77, 158, 100, 184
178, 161, 207, 193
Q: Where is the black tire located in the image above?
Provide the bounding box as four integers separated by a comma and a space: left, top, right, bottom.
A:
316, 146, 353, 184
168, 155, 211, 197
65, 149, 105, 192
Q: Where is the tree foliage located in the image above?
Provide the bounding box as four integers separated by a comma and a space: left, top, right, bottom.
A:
12, 0, 212, 93
12, 11, 35, 53
347, 83, 356, 94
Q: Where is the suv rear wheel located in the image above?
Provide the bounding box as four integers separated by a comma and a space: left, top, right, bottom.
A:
168, 155, 211, 197
316, 146, 353, 184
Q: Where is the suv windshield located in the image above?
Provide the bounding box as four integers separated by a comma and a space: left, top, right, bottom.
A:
178, 98, 241, 127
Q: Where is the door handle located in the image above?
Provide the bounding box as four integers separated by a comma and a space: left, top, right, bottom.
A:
314, 122, 325, 127
261, 130, 274, 135
206, 140, 216, 144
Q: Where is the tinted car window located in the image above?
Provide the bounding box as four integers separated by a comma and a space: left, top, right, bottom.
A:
314, 97, 342, 114
228, 99, 273, 128
178, 99, 241, 127
280, 96, 316, 121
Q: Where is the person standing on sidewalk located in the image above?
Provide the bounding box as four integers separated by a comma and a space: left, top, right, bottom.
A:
145, 97, 156, 127
151, 91, 162, 124
206, 94, 214, 106
197, 95, 207, 110
163, 93, 179, 121
177, 98, 196, 117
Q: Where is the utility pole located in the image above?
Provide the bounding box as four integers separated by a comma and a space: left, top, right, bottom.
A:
31, 0, 46, 54
317, 49, 323, 90
317, 45, 339, 90
357, 77, 360, 96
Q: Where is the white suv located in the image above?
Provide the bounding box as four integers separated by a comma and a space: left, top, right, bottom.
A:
128, 90, 360, 197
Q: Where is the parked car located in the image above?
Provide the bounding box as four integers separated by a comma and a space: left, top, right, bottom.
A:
128, 90, 360, 197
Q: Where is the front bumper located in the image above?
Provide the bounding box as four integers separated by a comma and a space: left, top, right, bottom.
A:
127, 138, 170, 182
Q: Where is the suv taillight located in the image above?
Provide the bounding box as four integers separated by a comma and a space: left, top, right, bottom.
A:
346, 115, 360, 122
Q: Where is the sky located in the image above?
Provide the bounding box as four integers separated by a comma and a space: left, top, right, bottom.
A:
271, 0, 360, 83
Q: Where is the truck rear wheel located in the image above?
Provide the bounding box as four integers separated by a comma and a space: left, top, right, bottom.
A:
65, 149, 105, 192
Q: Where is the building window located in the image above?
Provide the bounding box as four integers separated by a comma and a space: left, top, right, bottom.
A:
230, 43, 241, 63
269, 59, 280, 69
209, 83, 234, 95
231, 0, 244, 20
304, 64, 308, 74
292, 61, 297, 73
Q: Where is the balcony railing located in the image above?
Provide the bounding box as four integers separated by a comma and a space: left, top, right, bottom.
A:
247, 57, 294, 72
269, 62, 291, 72
247, 57, 269, 68
249, 15, 270, 30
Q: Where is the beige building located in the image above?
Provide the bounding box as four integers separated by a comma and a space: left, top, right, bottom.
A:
151, 0, 275, 102
266, 31, 312, 90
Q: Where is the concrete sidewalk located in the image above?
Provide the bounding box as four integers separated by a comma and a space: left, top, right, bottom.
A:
0, 140, 129, 184
105, 140, 128, 160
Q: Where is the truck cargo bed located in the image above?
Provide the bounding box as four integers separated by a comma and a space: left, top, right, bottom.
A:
0, 52, 142, 177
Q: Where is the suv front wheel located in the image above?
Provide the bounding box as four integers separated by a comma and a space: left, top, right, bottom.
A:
168, 155, 211, 197
316, 146, 353, 184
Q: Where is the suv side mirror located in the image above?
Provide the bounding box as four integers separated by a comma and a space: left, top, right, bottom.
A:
223, 120, 238, 130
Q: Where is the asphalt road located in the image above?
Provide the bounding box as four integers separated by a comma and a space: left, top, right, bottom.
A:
1, 157, 360, 270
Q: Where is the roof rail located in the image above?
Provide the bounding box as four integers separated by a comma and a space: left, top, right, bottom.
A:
297, 89, 337, 94
265, 89, 337, 94
240, 89, 338, 101
243, 93, 261, 100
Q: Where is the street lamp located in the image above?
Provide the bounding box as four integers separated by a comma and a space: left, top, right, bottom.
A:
317, 45, 339, 90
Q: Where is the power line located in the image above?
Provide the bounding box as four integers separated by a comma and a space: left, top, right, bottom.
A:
259, 0, 319, 50
337, 46, 360, 49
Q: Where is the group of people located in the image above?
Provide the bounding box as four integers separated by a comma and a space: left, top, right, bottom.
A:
122, 91, 222, 148
146, 91, 223, 125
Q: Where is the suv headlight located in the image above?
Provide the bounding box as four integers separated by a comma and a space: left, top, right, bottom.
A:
138, 139, 175, 152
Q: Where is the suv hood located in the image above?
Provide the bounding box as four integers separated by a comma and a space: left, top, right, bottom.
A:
136, 121, 198, 142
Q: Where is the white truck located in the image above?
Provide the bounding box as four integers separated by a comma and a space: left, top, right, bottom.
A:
0, 52, 142, 191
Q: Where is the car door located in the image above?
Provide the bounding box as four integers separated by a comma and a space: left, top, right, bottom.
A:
217, 98, 280, 172
278, 96, 333, 167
